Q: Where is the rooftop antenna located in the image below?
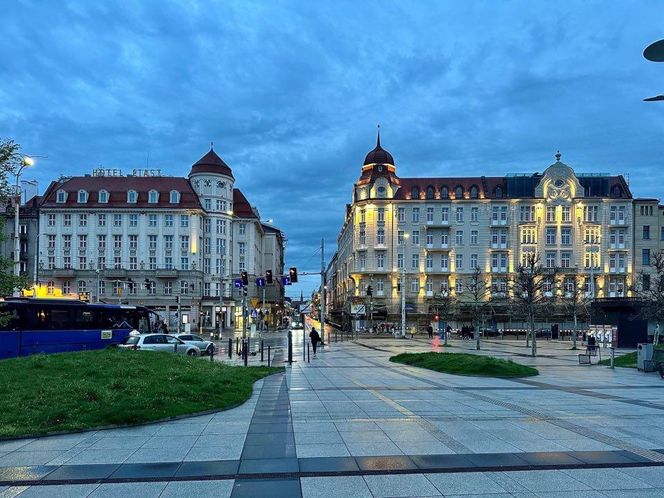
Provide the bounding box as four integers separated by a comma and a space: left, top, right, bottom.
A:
210, 141, 214, 150
626, 172, 630, 186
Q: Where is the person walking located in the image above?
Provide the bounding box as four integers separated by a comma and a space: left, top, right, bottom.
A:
309, 327, 321, 357
427, 324, 434, 339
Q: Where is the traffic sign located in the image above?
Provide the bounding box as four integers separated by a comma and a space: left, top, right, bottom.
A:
250, 309, 258, 319
251, 298, 259, 307
256, 277, 266, 288
282, 276, 292, 285
234, 279, 243, 288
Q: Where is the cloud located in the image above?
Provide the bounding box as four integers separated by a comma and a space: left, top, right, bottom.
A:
1, 0, 664, 298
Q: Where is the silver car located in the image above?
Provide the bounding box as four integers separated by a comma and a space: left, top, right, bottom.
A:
174, 334, 216, 356
119, 334, 201, 356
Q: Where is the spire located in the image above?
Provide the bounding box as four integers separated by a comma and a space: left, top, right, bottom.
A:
555, 150, 562, 162
210, 141, 214, 151
376, 124, 381, 148
300, 290, 303, 302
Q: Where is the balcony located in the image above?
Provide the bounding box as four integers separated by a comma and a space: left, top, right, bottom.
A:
46, 268, 76, 277
491, 242, 508, 250
491, 219, 509, 226
609, 243, 626, 250
491, 267, 508, 273
609, 267, 626, 274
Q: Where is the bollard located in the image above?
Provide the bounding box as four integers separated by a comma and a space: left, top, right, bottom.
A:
267, 345, 271, 367
210, 346, 214, 362
243, 340, 248, 367
303, 329, 306, 361
235, 337, 239, 355
307, 342, 310, 363
260, 340, 264, 362
228, 338, 232, 359
288, 330, 293, 365
610, 347, 615, 369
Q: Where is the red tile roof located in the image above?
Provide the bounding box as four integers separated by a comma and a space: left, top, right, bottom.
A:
40, 176, 203, 209
394, 177, 506, 200
189, 149, 234, 178
232, 189, 258, 219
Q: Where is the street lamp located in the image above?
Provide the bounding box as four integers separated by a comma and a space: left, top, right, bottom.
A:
643, 39, 664, 101
12, 156, 34, 296
400, 233, 410, 338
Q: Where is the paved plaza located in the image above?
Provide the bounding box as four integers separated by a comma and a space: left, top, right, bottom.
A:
2, 334, 664, 497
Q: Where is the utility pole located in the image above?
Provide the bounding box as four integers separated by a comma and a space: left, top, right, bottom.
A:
242, 287, 247, 339
262, 285, 266, 331
320, 238, 326, 343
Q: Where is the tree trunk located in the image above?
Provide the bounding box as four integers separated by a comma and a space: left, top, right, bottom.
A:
573, 311, 578, 349
530, 308, 537, 357
473, 314, 480, 350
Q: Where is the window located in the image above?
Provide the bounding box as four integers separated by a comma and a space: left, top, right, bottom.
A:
97, 213, 106, 227
64, 214, 72, 227
441, 254, 449, 271
127, 190, 138, 203
643, 225, 650, 240
426, 186, 434, 199
129, 235, 138, 250
165, 256, 173, 269
520, 205, 535, 222
546, 227, 556, 245
148, 190, 159, 203
180, 215, 189, 228
425, 254, 433, 270
129, 214, 138, 227
113, 235, 122, 250
64, 256, 71, 269
441, 207, 449, 223
63, 235, 71, 250
56, 190, 67, 203
113, 214, 122, 227
129, 256, 137, 270
97, 256, 105, 269
521, 227, 536, 244
358, 253, 366, 270
397, 253, 404, 269
455, 253, 463, 270
204, 199, 211, 210
204, 237, 211, 254
561, 228, 571, 245
562, 206, 571, 223
97, 234, 106, 251
376, 228, 385, 245
455, 230, 463, 245
398, 230, 404, 244
47, 214, 56, 227
412, 230, 419, 245
584, 205, 599, 222
441, 186, 449, 199
164, 235, 173, 251
238, 241, 246, 255
79, 235, 87, 250
470, 186, 479, 199
180, 235, 189, 252
441, 232, 449, 247
358, 227, 366, 245
239, 222, 246, 235
545, 251, 556, 268
164, 282, 172, 295
99, 190, 109, 203
170, 191, 180, 204
456, 207, 463, 223
397, 207, 405, 222
412, 254, 419, 269
180, 281, 189, 295
47, 234, 56, 249
165, 214, 173, 227
79, 214, 87, 227
455, 280, 463, 293
181, 257, 189, 270
561, 251, 571, 268
78, 256, 87, 269
494, 186, 503, 198
584, 251, 599, 269
643, 249, 651, 266
148, 214, 157, 227
470, 230, 478, 245
584, 227, 600, 244
426, 233, 433, 246
471, 207, 478, 222
78, 190, 88, 203
377, 252, 385, 269
411, 186, 420, 199
377, 208, 385, 223
455, 186, 463, 199
412, 208, 420, 223
426, 207, 434, 222
546, 206, 556, 222
471, 254, 478, 269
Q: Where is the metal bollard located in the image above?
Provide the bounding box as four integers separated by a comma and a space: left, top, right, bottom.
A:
610, 347, 615, 369
236, 337, 239, 355
303, 330, 306, 361
288, 330, 293, 365
260, 340, 264, 362
243, 340, 248, 367
210, 347, 214, 362
307, 342, 310, 363
228, 338, 232, 359
267, 345, 271, 367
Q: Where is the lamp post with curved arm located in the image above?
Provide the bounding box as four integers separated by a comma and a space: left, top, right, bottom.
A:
12, 156, 34, 296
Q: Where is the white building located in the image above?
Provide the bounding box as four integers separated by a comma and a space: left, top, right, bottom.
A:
37, 148, 285, 330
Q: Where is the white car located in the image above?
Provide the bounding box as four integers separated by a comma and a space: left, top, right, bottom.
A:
290, 320, 304, 330
174, 334, 215, 356
119, 334, 201, 356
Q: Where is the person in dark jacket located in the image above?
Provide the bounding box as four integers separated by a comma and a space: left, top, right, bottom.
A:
427, 324, 434, 339
309, 327, 321, 357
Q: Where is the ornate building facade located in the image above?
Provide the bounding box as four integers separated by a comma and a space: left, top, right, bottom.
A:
35, 148, 285, 330
326, 134, 635, 326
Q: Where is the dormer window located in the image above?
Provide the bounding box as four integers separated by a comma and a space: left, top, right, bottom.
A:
170, 190, 180, 204
148, 190, 159, 204
470, 185, 479, 199
455, 186, 464, 199
441, 186, 449, 199
411, 186, 420, 200
426, 186, 435, 200
494, 186, 503, 199
127, 190, 138, 204
56, 190, 67, 203
77, 190, 88, 204
98, 190, 109, 203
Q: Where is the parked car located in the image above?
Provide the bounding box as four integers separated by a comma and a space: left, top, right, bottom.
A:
174, 334, 215, 356
290, 320, 304, 330
119, 334, 201, 356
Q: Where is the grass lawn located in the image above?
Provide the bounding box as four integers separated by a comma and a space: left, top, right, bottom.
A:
390, 352, 538, 377
0, 349, 282, 438
599, 351, 637, 368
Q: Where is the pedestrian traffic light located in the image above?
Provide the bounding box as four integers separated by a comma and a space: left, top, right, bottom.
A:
241, 271, 249, 286
266, 269, 273, 284
367, 285, 373, 296
434, 314, 440, 321
289, 267, 298, 283
397, 283, 401, 292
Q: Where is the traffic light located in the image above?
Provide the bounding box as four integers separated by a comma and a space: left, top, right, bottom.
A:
266, 270, 273, 284
434, 314, 440, 321
289, 267, 298, 283
241, 271, 249, 286
397, 282, 401, 292
367, 285, 373, 296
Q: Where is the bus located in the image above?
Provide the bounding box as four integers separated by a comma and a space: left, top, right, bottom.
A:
0, 298, 159, 359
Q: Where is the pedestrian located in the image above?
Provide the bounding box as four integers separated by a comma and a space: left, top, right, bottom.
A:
427, 324, 433, 339
309, 327, 321, 357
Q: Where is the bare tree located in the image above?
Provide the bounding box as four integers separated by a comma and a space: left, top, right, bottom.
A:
464, 266, 492, 350
635, 250, 664, 345
558, 273, 592, 350
429, 287, 456, 346
511, 253, 555, 357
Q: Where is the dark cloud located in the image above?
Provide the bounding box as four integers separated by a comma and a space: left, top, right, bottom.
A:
2, 0, 663, 297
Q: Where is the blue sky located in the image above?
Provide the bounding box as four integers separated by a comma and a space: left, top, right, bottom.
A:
2, 0, 663, 297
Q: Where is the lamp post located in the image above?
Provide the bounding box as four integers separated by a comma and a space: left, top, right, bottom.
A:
401, 233, 410, 338
644, 39, 664, 101
12, 156, 34, 296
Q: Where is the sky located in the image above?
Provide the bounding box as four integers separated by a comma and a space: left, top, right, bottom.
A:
1, 0, 663, 297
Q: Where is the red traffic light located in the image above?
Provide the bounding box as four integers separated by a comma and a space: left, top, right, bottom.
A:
266, 270, 273, 284
289, 267, 298, 283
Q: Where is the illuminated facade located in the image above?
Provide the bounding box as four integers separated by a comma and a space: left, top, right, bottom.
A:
36, 148, 285, 330
326, 136, 634, 323
633, 199, 664, 290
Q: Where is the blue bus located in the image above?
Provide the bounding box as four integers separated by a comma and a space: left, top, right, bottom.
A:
0, 298, 158, 359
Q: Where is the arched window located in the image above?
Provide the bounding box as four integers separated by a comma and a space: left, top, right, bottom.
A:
98, 190, 109, 203
127, 190, 138, 203
494, 186, 503, 199
455, 186, 464, 199
426, 186, 435, 200
470, 185, 479, 199
78, 280, 87, 293
170, 190, 180, 204
148, 190, 159, 204
56, 190, 67, 203
440, 186, 449, 199
411, 186, 420, 200
77, 190, 88, 203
